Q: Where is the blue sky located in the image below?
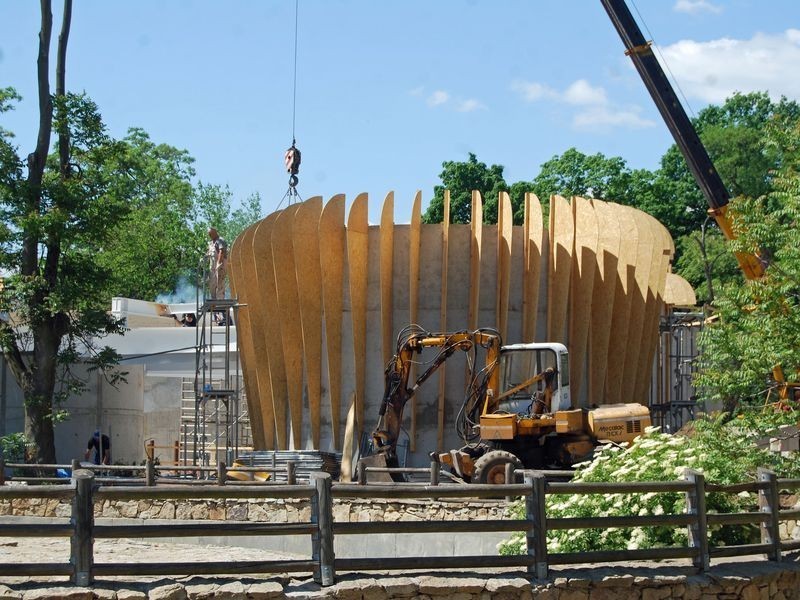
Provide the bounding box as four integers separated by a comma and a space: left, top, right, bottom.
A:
3, 0, 800, 223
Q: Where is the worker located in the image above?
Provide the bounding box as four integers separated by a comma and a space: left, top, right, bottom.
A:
85, 430, 111, 465
207, 227, 228, 300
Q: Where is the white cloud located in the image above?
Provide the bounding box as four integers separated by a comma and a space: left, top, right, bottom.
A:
408, 86, 424, 97
563, 79, 608, 106
660, 29, 800, 104
674, 0, 722, 15
572, 105, 655, 132
511, 77, 654, 131
510, 79, 558, 102
427, 90, 450, 107
455, 98, 486, 112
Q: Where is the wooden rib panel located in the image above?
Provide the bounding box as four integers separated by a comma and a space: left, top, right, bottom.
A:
468, 191, 483, 332
497, 192, 512, 341
588, 200, 620, 406
380, 192, 395, 366
347, 193, 370, 437
293, 197, 324, 449
604, 203, 637, 405
634, 217, 672, 403
522, 193, 543, 342
568, 196, 598, 405
272, 206, 305, 448
408, 192, 422, 451
319, 194, 346, 450
620, 207, 654, 404
244, 220, 277, 449
437, 190, 450, 451
228, 228, 266, 449
547, 195, 574, 344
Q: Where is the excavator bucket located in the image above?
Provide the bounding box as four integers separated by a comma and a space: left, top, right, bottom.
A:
357, 453, 403, 483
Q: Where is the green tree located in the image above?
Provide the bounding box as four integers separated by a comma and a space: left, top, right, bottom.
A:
694, 115, 800, 409
0, 2, 128, 463
674, 222, 739, 306
93, 128, 197, 300
422, 153, 508, 224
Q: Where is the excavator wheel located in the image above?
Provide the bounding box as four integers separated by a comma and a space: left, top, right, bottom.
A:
472, 450, 523, 485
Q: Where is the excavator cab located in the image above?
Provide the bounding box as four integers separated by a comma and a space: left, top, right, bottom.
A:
494, 344, 570, 415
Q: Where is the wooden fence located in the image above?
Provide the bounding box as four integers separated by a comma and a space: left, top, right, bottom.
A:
0, 468, 798, 586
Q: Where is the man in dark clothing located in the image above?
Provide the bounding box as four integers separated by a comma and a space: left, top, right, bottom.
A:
85, 430, 111, 465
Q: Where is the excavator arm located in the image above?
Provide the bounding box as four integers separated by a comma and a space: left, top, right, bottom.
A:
364, 327, 502, 472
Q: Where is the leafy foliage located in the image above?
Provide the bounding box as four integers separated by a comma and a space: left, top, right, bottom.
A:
499, 417, 800, 556
694, 115, 800, 408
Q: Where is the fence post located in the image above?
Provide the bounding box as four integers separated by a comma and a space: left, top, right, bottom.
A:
357, 461, 367, 485
217, 461, 227, 486
429, 458, 440, 486
145, 458, 156, 487
524, 470, 548, 579
684, 469, 709, 570
286, 461, 296, 485
758, 467, 781, 562
310, 472, 335, 586
71, 469, 95, 586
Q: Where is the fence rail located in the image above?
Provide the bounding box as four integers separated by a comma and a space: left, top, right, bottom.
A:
0, 467, 798, 586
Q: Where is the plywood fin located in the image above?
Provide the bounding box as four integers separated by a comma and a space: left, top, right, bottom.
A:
497, 192, 512, 341
588, 200, 620, 406
522, 193, 543, 342
347, 193, 370, 438
380, 192, 395, 366
568, 197, 598, 406
620, 207, 654, 404
319, 194, 346, 450
408, 191, 422, 451
468, 191, 483, 332
228, 227, 266, 449
293, 197, 324, 449
272, 206, 305, 448
547, 195, 574, 344
605, 203, 637, 405
437, 190, 450, 451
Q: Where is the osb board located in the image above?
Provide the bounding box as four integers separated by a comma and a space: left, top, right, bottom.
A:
438, 190, 450, 452
228, 227, 265, 449
380, 192, 395, 366
468, 191, 483, 332
252, 212, 290, 448
547, 195, 574, 344
522, 193, 543, 342
620, 207, 654, 404
588, 200, 620, 406
664, 272, 696, 306
347, 193, 369, 437
243, 219, 277, 449
292, 197, 324, 449
408, 191, 421, 451
568, 196, 598, 405
604, 203, 637, 405
497, 192, 512, 341
272, 206, 305, 449
635, 218, 672, 403
319, 194, 346, 450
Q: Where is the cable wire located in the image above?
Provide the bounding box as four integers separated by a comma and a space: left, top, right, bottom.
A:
291, 0, 299, 143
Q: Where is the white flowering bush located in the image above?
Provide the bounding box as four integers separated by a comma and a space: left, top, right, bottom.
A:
498, 416, 800, 556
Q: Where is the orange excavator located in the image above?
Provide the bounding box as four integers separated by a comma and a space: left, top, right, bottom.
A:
360, 325, 651, 483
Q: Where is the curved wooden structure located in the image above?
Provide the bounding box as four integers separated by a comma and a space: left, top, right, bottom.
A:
233, 192, 675, 457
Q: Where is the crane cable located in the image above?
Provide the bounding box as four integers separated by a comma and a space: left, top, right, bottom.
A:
278, 0, 302, 209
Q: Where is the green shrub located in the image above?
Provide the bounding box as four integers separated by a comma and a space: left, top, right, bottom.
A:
498, 415, 800, 556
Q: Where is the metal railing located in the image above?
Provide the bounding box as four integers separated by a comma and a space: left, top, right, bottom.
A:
0, 467, 798, 586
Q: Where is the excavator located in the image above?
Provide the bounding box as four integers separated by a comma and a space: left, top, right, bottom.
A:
360, 325, 652, 483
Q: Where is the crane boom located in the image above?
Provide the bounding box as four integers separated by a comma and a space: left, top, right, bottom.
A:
600, 0, 764, 279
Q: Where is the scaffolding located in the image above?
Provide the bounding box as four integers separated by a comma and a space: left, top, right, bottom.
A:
190, 259, 247, 466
